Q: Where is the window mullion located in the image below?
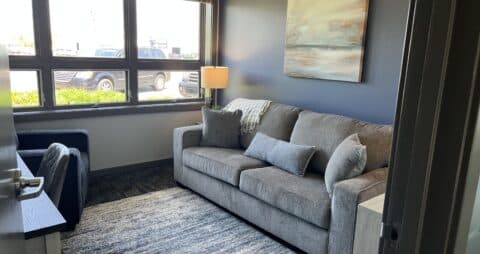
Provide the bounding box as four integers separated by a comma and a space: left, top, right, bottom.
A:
125, 0, 138, 105
32, 0, 55, 110
199, 3, 206, 65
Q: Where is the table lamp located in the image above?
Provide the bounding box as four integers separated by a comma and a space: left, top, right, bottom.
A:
201, 66, 229, 109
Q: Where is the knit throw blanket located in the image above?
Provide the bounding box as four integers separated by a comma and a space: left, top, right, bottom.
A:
224, 98, 272, 134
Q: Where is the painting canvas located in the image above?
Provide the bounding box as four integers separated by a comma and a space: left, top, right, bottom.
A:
284, 0, 370, 82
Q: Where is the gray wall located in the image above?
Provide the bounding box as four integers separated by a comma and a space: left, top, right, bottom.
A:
220, 0, 409, 124
15, 111, 201, 171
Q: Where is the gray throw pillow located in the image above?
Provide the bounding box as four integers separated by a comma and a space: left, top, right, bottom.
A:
245, 132, 316, 176
244, 132, 278, 161
201, 107, 242, 148
324, 133, 367, 196
267, 140, 316, 176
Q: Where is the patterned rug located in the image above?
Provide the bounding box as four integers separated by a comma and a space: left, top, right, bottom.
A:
62, 187, 295, 254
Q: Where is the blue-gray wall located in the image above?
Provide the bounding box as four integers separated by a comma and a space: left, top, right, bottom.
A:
220, 0, 410, 124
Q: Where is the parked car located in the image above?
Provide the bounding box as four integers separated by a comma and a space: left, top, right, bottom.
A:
94, 48, 118, 58
179, 72, 200, 98
54, 48, 171, 91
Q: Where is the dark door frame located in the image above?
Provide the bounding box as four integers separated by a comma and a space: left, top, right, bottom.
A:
380, 0, 480, 253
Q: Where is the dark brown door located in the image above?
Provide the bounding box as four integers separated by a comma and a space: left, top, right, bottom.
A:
380, 0, 480, 253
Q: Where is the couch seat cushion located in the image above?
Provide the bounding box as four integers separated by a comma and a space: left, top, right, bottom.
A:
183, 147, 268, 186
239, 166, 331, 229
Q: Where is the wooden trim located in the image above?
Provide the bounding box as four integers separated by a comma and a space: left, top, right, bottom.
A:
13, 101, 203, 123
89, 158, 173, 183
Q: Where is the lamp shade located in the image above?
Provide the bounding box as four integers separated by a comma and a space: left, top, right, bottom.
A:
201, 66, 229, 89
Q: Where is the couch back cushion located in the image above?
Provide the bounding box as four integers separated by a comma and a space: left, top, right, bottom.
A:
290, 111, 393, 174
241, 103, 301, 148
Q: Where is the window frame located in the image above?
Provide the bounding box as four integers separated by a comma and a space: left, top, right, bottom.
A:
10, 0, 210, 120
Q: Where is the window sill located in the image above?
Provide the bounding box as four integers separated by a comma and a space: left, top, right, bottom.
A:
13, 101, 205, 123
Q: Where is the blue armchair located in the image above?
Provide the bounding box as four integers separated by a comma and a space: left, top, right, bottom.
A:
17, 129, 90, 230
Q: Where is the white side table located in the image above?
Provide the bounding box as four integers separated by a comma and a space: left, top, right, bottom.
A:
353, 194, 385, 254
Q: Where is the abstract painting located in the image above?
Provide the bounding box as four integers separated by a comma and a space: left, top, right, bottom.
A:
284, 0, 370, 82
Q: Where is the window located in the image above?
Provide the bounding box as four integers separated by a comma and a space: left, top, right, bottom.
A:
138, 71, 200, 102
9, 71, 40, 107
53, 70, 127, 105
9, 0, 213, 115
137, 0, 200, 60
49, 0, 125, 58
3, 0, 36, 56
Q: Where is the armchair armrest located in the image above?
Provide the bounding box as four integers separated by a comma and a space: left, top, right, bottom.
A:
17, 149, 46, 175
329, 167, 388, 254
18, 147, 88, 229
59, 148, 87, 229
17, 129, 89, 154
173, 125, 203, 182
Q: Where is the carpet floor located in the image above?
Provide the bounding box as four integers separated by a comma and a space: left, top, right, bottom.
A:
62, 187, 295, 254
87, 166, 176, 207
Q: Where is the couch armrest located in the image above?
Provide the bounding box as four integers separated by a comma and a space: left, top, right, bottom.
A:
173, 125, 202, 182
17, 129, 89, 154
329, 167, 388, 254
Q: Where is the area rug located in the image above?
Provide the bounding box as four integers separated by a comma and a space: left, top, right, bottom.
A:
62, 187, 295, 254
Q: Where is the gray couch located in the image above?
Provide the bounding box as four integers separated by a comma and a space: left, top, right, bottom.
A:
173, 103, 392, 254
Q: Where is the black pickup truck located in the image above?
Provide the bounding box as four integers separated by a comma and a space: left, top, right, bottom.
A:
179, 72, 200, 98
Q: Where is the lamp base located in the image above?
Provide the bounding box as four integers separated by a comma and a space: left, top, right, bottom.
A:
203, 88, 213, 108
203, 88, 222, 109
213, 88, 220, 109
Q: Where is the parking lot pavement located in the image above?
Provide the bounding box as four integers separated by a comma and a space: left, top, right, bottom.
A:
138, 72, 185, 101
10, 72, 38, 92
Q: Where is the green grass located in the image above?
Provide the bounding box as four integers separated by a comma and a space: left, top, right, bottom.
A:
55, 88, 125, 105
11, 91, 40, 107
12, 88, 126, 107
